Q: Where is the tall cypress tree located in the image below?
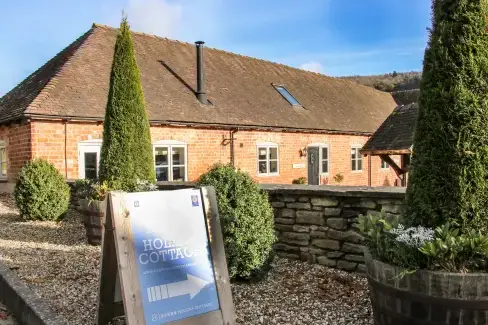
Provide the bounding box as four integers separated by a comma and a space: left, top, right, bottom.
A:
405, 0, 488, 232
99, 17, 155, 189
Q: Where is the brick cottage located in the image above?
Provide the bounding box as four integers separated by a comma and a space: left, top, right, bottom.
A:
0, 24, 400, 192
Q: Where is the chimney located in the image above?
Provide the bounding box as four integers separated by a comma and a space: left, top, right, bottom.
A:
195, 41, 208, 104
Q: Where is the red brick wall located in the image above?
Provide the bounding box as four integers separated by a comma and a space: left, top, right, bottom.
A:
24, 121, 400, 186
0, 123, 32, 184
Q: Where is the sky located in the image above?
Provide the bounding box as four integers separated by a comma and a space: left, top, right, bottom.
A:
0, 0, 431, 96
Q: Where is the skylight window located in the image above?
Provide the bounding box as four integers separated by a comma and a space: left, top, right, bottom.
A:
273, 85, 301, 106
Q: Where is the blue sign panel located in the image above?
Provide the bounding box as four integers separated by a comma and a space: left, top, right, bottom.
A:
124, 189, 220, 324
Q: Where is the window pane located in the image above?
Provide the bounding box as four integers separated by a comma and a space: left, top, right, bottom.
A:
351, 148, 357, 159
1, 163, 6, 176
275, 86, 300, 105
322, 147, 328, 160
155, 147, 169, 166
269, 147, 278, 159
258, 148, 267, 160
84, 152, 98, 180
351, 159, 356, 171
270, 161, 278, 173
172, 166, 185, 181
322, 161, 328, 174
258, 161, 267, 174
358, 158, 363, 171
172, 147, 185, 166
156, 167, 169, 181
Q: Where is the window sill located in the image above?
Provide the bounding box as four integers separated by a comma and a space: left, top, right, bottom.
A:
351, 170, 363, 173
258, 173, 280, 177
0, 177, 8, 182
380, 168, 390, 172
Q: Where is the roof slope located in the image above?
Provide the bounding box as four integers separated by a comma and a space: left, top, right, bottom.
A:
0, 24, 397, 133
362, 103, 418, 154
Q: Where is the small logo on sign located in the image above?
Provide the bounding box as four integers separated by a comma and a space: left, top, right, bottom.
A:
191, 195, 199, 207
134, 200, 140, 207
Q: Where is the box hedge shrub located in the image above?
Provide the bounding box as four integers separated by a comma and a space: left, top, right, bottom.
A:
98, 17, 155, 190
14, 159, 70, 221
405, 0, 488, 233
197, 164, 276, 279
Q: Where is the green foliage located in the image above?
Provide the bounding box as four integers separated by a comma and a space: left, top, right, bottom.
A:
405, 1, 488, 233
74, 178, 158, 201
14, 159, 70, 221
359, 214, 488, 273
420, 223, 488, 272
358, 213, 426, 270
98, 16, 155, 191
197, 164, 276, 279
292, 177, 307, 184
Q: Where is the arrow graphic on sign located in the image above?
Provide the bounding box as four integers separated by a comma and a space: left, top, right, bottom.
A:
146, 274, 211, 303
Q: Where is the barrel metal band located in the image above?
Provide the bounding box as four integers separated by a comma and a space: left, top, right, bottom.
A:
368, 275, 488, 310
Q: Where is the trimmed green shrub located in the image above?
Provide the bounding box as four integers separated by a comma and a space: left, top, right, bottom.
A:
405, 1, 488, 232
99, 16, 155, 190
197, 164, 276, 279
14, 159, 70, 221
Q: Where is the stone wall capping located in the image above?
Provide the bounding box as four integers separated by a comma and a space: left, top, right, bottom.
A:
261, 184, 406, 199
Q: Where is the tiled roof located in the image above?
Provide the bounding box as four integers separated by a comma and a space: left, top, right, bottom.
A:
361, 103, 418, 154
0, 24, 397, 133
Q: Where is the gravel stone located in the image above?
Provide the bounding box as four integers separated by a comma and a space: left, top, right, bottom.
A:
0, 194, 374, 325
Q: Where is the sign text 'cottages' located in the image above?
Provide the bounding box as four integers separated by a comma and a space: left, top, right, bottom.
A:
96, 187, 235, 325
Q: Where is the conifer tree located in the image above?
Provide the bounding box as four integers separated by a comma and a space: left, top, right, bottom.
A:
405, 0, 488, 232
99, 17, 155, 189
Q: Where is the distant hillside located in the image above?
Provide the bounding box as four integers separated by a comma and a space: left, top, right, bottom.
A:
341, 71, 421, 92
340, 71, 421, 105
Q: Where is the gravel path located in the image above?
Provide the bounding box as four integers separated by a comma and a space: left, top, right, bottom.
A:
0, 194, 373, 325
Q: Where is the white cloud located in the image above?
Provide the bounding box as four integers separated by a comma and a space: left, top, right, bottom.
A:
298, 61, 324, 73
118, 0, 223, 44
124, 0, 184, 38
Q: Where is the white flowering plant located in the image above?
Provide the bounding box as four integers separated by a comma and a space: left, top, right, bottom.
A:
359, 213, 488, 273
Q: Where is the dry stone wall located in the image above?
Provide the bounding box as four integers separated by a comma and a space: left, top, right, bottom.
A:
262, 185, 406, 273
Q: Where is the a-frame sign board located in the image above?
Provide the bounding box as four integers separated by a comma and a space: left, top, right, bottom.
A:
96, 187, 235, 325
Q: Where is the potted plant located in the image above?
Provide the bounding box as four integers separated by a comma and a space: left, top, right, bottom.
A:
74, 179, 157, 245
359, 1, 488, 324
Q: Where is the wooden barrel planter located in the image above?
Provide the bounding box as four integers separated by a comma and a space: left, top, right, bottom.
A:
364, 249, 488, 325
79, 199, 105, 246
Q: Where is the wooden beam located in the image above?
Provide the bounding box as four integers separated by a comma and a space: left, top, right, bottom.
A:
361, 149, 411, 156
379, 154, 407, 178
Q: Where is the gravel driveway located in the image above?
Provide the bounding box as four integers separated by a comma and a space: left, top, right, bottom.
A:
0, 194, 373, 325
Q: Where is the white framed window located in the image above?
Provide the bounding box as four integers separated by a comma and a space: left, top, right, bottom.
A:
321, 145, 329, 174
257, 142, 279, 176
0, 142, 7, 179
381, 159, 389, 169
153, 140, 187, 182
351, 146, 363, 171
78, 140, 102, 179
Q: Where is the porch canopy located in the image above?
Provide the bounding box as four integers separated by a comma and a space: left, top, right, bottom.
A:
361, 103, 418, 182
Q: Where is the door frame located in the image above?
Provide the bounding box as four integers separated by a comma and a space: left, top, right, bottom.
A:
307, 143, 329, 185
78, 139, 102, 179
